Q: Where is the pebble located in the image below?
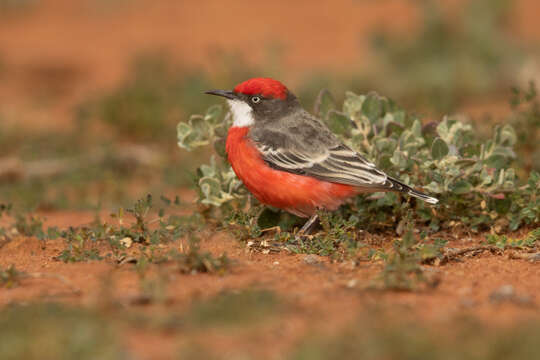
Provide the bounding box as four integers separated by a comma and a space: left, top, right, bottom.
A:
120, 237, 133, 248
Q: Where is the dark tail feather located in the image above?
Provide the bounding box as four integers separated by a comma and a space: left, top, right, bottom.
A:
386, 176, 439, 205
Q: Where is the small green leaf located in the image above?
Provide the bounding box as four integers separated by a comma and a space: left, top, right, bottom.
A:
325, 110, 352, 136
204, 104, 223, 126
190, 115, 210, 134
177, 122, 194, 150
431, 137, 449, 160
485, 154, 508, 169
423, 181, 442, 194
450, 180, 472, 195
199, 177, 232, 206
361, 92, 384, 123
494, 124, 517, 147
213, 138, 227, 158
390, 149, 408, 169
342, 92, 365, 119
374, 137, 397, 153
410, 119, 422, 138
436, 118, 450, 140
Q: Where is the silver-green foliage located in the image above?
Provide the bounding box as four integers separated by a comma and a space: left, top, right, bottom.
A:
178, 90, 539, 231
177, 106, 246, 207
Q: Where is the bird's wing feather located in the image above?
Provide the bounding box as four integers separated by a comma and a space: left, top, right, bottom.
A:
249, 109, 389, 187
256, 142, 388, 187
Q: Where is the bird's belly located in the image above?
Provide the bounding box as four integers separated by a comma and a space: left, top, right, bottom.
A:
226, 127, 357, 217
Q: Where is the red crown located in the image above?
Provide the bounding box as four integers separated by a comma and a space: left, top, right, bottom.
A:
234, 78, 288, 100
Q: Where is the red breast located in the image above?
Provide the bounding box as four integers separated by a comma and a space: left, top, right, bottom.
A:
226, 126, 357, 217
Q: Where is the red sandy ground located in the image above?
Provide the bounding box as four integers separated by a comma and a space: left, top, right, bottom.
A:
1, 209, 539, 359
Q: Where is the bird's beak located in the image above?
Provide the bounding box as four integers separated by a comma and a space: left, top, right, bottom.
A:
205, 89, 236, 100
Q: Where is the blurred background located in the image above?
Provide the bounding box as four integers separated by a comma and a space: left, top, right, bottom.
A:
0, 0, 538, 210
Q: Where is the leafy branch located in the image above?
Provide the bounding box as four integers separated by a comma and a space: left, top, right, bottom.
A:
177, 88, 539, 233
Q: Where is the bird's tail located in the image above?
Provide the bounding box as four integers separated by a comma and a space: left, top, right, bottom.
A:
386, 176, 439, 205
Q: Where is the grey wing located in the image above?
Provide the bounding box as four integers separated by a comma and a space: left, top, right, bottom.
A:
249, 109, 389, 188
250, 110, 438, 203
256, 141, 389, 188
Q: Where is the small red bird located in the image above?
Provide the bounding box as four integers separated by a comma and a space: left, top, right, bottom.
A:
206, 78, 438, 234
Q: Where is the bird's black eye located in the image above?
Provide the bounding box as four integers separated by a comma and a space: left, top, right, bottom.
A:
251, 96, 261, 104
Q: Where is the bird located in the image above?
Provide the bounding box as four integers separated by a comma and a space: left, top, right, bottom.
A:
206, 78, 438, 235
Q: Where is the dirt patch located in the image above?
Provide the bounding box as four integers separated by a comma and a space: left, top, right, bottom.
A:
1, 212, 539, 359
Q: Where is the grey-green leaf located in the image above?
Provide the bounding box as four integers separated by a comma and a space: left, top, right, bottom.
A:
361, 92, 384, 124
325, 110, 353, 136
431, 137, 449, 160
204, 104, 223, 126
450, 180, 472, 195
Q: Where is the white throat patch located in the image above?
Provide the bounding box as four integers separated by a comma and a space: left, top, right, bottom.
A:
227, 100, 254, 127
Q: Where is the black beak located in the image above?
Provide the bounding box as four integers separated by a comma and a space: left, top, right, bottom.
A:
205, 89, 236, 100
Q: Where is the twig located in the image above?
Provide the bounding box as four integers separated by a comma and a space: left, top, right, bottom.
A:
423, 245, 502, 265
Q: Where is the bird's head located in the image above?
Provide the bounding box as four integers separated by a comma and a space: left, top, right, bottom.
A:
206, 78, 299, 127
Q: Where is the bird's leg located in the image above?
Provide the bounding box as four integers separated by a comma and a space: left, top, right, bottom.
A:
260, 226, 281, 235
295, 214, 319, 240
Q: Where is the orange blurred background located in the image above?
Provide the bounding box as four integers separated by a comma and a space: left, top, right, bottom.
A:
1, 0, 539, 129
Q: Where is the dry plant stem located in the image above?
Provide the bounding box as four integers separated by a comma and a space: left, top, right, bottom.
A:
424, 245, 503, 265
507, 251, 540, 261
260, 226, 281, 235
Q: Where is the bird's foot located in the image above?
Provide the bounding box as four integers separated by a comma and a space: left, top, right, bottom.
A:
299, 214, 319, 234
294, 233, 314, 242
294, 214, 319, 242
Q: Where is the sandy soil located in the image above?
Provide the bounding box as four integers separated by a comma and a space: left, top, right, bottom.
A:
1, 217, 539, 359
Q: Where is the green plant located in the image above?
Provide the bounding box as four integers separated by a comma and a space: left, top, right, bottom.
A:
374, 221, 438, 291
485, 227, 540, 249
506, 171, 539, 230
52, 194, 203, 262
509, 81, 540, 172
0, 265, 23, 288
14, 212, 46, 239
167, 236, 230, 274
